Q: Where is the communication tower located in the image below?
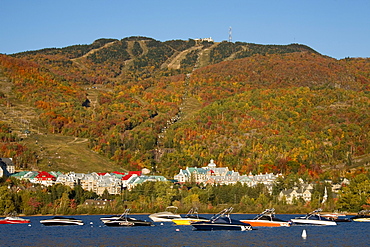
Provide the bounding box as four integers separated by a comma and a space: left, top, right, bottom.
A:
228, 26, 232, 42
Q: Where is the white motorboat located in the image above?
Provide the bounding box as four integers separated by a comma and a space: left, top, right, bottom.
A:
149, 206, 181, 222
40, 216, 84, 226
291, 208, 337, 226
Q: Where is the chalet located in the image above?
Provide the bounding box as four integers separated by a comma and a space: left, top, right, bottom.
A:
0, 158, 15, 177
34, 171, 56, 186
278, 184, 313, 204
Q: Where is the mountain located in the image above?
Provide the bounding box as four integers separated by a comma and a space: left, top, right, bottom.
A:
11, 36, 318, 84
1, 36, 370, 178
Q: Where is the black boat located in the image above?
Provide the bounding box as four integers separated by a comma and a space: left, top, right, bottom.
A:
191, 207, 253, 231
103, 209, 153, 227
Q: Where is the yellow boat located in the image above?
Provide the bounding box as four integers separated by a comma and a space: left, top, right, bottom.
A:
171, 208, 209, 225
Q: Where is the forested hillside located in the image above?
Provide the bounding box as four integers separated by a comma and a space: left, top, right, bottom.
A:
1, 36, 370, 180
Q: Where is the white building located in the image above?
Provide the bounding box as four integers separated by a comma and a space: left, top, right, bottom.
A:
174, 159, 278, 188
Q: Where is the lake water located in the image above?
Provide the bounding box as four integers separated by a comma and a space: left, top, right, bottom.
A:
0, 214, 368, 246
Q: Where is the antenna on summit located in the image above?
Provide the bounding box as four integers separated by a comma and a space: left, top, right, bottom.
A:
228, 26, 232, 42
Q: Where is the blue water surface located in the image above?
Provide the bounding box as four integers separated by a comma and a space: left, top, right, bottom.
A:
0, 214, 368, 246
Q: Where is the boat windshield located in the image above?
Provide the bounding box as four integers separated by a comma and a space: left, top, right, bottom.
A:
210, 207, 234, 223
254, 208, 275, 220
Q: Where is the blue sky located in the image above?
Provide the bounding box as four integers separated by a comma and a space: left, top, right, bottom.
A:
1, 0, 369, 59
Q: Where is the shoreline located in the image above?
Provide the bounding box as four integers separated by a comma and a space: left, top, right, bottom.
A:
5, 211, 359, 217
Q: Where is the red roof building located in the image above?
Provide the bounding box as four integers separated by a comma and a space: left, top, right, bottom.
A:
34, 171, 56, 186
128, 171, 142, 176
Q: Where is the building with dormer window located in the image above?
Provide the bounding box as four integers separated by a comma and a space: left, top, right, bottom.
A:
0, 158, 15, 177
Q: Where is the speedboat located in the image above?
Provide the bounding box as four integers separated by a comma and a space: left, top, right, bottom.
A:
240, 208, 291, 227
321, 212, 351, 222
0, 216, 30, 224
103, 209, 153, 226
351, 210, 370, 222
191, 207, 253, 231
291, 208, 337, 226
172, 208, 209, 225
100, 214, 123, 223
101, 209, 134, 223
149, 206, 182, 222
40, 216, 84, 226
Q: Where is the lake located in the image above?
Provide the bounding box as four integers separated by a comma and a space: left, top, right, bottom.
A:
0, 214, 368, 246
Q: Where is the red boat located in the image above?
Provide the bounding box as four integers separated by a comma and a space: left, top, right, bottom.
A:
0, 216, 31, 224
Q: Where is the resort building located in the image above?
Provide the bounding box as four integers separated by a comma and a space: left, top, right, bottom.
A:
174, 159, 279, 188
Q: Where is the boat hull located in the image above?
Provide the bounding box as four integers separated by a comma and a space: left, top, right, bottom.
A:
100, 215, 122, 223
40, 218, 84, 226
149, 213, 182, 222
104, 220, 152, 227
191, 223, 252, 231
352, 217, 370, 222
240, 219, 291, 227
40, 221, 84, 226
0, 219, 30, 224
291, 219, 337, 226
172, 218, 208, 225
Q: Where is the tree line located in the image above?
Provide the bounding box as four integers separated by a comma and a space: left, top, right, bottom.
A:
1, 171, 369, 216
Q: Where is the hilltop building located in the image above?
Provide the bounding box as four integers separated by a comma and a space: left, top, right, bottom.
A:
194, 37, 214, 43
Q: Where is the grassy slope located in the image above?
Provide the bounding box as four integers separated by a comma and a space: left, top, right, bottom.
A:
0, 72, 124, 173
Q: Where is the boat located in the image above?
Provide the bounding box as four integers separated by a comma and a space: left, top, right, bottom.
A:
100, 209, 134, 223
100, 214, 123, 223
191, 207, 253, 231
171, 208, 209, 225
103, 209, 153, 226
321, 212, 351, 222
290, 208, 337, 226
0, 216, 30, 224
351, 210, 370, 222
149, 206, 182, 222
240, 208, 291, 227
40, 216, 84, 226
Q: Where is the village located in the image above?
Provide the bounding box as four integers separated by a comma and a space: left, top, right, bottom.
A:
1, 157, 347, 205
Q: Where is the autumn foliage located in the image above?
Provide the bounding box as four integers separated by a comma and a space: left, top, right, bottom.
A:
1, 37, 370, 179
